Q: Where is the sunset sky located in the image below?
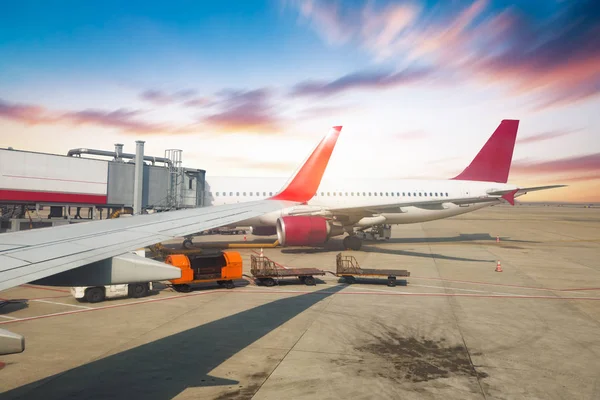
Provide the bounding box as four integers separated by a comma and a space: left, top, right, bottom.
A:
1, 0, 599, 202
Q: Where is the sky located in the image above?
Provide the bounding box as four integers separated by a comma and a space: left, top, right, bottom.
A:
0, 0, 599, 202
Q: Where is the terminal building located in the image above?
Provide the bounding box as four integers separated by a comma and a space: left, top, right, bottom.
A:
0, 141, 206, 232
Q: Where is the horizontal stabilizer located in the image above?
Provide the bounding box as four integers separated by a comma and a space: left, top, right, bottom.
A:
487, 185, 567, 197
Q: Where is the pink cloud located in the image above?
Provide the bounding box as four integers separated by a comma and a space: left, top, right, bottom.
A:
0, 98, 194, 135
288, 0, 600, 108
202, 89, 282, 133
291, 67, 433, 97
512, 154, 600, 175
517, 129, 581, 144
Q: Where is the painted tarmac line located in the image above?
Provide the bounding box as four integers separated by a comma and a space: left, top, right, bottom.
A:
0, 315, 20, 320
3, 288, 600, 326
0, 289, 223, 325
32, 299, 93, 309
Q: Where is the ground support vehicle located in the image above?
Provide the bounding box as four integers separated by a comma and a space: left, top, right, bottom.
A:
335, 253, 409, 287
165, 250, 243, 292
71, 282, 152, 303
250, 255, 325, 286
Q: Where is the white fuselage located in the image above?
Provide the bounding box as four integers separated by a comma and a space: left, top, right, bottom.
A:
203, 176, 516, 229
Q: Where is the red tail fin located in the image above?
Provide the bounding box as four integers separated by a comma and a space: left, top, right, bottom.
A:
452, 119, 519, 183
270, 126, 342, 202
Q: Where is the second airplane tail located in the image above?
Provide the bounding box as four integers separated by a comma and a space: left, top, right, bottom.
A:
452, 119, 519, 183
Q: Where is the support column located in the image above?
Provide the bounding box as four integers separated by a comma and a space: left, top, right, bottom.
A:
133, 140, 145, 215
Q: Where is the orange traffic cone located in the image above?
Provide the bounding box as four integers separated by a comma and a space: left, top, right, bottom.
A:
495, 260, 503, 272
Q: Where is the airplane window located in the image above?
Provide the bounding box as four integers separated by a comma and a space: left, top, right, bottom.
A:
321, 192, 324, 196
419, 193, 422, 196
435, 192, 438, 196
243, 192, 246, 196
269, 192, 273, 196
386, 192, 389, 196
229, 192, 233, 196
363, 192, 366, 196
351, 192, 354, 196
391, 192, 394, 196
216, 192, 219, 196
414, 193, 417, 196
403, 192, 406, 196
429, 192, 433, 196
339, 192, 342, 196
345, 192, 348, 196
189, 179, 193, 190
327, 192, 330, 196
368, 192, 372, 196
250, 192, 253, 196
424, 193, 427, 196
256, 192, 259, 196
408, 193, 411, 196
374, 192, 377, 196
236, 192, 240, 196
446, 192, 449, 196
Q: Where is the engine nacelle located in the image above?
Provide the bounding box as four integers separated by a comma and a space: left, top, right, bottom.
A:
276, 216, 344, 247
250, 226, 278, 236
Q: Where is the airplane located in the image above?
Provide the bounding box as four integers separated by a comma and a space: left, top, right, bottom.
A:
0, 125, 343, 355
200, 120, 565, 250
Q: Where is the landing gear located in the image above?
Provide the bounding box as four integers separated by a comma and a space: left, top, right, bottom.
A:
182, 237, 194, 249
343, 235, 362, 251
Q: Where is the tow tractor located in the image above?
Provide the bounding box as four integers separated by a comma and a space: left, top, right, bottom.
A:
71, 282, 152, 303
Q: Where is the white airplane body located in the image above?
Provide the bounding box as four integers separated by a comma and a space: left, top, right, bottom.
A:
202, 120, 564, 250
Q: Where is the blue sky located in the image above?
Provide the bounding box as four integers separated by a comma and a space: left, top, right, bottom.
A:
1, 0, 599, 201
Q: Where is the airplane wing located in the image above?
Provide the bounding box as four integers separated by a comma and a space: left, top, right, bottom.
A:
0, 125, 342, 293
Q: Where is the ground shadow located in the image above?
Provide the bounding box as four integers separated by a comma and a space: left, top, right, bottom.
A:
0, 299, 29, 314
2, 285, 344, 400
382, 233, 537, 245
282, 242, 493, 263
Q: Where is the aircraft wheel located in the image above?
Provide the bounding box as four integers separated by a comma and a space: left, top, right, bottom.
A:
348, 236, 362, 251
182, 239, 193, 249
342, 236, 350, 249
387, 277, 397, 287
85, 287, 105, 303
345, 276, 356, 284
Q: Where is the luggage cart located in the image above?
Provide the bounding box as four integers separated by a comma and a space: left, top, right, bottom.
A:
250, 255, 325, 286
336, 253, 410, 287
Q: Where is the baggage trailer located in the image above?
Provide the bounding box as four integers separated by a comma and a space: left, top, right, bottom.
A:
250, 255, 325, 286
165, 250, 243, 292
336, 253, 409, 287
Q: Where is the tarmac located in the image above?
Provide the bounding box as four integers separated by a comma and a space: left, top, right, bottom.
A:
0, 205, 599, 400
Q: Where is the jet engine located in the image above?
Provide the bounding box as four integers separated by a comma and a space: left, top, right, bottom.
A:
276, 216, 344, 246
250, 226, 277, 236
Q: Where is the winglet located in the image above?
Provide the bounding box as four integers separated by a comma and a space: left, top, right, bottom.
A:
501, 189, 519, 206
270, 126, 342, 202
452, 119, 519, 183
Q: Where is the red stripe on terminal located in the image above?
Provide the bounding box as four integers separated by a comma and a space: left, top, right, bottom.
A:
0, 190, 107, 204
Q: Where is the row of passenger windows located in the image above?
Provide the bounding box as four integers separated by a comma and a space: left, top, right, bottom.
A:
203, 191, 450, 198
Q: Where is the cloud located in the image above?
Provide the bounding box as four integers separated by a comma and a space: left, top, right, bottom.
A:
291, 67, 434, 97
0, 98, 196, 134
140, 89, 209, 108
202, 88, 282, 133
288, 0, 600, 108
517, 129, 581, 144
512, 153, 600, 175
